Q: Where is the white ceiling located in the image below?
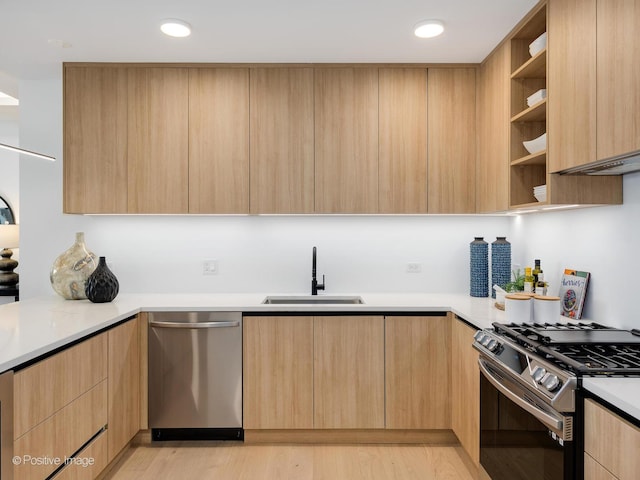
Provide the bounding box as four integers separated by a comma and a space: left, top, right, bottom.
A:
0, 0, 538, 86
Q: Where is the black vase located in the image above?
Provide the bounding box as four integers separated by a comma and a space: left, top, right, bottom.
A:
85, 256, 119, 303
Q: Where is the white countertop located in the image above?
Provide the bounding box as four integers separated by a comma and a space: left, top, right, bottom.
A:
581, 377, 640, 423
2, 292, 638, 422
0, 292, 503, 372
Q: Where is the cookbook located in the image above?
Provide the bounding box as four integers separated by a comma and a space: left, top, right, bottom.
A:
559, 269, 590, 319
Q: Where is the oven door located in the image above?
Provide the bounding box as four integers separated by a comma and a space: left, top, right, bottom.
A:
479, 357, 575, 480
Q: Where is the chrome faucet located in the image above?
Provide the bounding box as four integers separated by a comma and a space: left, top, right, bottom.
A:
311, 246, 325, 295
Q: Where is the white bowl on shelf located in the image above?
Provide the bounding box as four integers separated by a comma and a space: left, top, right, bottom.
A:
529, 32, 547, 57
523, 132, 547, 155
527, 89, 547, 107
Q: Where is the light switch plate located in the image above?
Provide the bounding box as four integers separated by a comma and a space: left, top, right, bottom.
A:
203, 260, 218, 275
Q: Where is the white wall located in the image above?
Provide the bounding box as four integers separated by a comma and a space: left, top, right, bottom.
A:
0, 105, 20, 220
18, 75, 640, 330
512, 173, 640, 329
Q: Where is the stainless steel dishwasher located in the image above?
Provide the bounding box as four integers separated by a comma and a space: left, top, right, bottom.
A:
148, 311, 242, 440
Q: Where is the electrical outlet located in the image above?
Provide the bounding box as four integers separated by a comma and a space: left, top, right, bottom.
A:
406, 262, 422, 273
203, 260, 218, 275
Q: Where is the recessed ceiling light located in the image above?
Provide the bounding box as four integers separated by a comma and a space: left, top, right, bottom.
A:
414, 20, 445, 39
161, 19, 192, 38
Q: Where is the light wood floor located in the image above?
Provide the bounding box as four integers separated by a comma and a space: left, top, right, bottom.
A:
103, 442, 475, 480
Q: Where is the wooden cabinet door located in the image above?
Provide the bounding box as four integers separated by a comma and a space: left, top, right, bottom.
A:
379, 68, 428, 213
476, 42, 510, 213
427, 68, 476, 213
548, 0, 597, 173
107, 317, 140, 461
314, 316, 384, 429
385, 315, 451, 429
585, 454, 618, 480
63, 66, 127, 213
451, 316, 480, 465
249, 68, 314, 213
596, 0, 640, 160
585, 399, 640, 480
314, 68, 379, 213
189, 68, 250, 213
243, 316, 313, 429
14, 333, 107, 439
127, 67, 189, 213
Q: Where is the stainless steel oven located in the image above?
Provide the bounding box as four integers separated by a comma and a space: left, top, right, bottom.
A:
479, 357, 575, 480
474, 328, 577, 480
475, 321, 640, 480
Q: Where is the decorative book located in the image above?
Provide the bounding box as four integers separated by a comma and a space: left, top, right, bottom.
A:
559, 269, 590, 319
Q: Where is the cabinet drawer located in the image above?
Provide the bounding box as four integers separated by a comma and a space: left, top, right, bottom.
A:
51, 430, 108, 480
584, 399, 640, 480
585, 453, 618, 480
15, 333, 108, 438
14, 380, 107, 480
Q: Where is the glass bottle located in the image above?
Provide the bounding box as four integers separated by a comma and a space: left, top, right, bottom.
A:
524, 266, 534, 293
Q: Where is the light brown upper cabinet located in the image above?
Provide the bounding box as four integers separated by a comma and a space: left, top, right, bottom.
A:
549, 0, 639, 171
596, 0, 640, 161
127, 68, 189, 213
64, 66, 128, 214
379, 68, 428, 214
314, 68, 379, 213
427, 68, 477, 214
189, 68, 250, 214
548, 0, 596, 173
544, 0, 622, 205
249, 68, 315, 214
476, 43, 510, 213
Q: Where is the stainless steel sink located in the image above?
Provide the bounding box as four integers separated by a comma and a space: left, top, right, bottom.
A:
262, 295, 364, 305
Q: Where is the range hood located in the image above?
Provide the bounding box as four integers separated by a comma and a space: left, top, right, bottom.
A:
559, 150, 640, 175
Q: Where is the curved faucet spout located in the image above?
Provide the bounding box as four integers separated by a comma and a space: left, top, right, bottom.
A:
311, 246, 325, 295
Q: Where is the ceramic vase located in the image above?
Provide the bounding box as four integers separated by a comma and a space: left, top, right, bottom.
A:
491, 237, 511, 298
85, 256, 119, 303
50, 232, 97, 300
470, 237, 489, 297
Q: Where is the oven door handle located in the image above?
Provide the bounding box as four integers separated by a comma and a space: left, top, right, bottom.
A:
478, 358, 563, 431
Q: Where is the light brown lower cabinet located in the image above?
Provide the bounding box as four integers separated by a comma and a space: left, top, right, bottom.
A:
243, 314, 458, 434
314, 316, 385, 429
451, 315, 480, 465
50, 431, 108, 480
243, 316, 314, 429
385, 315, 451, 429
585, 453, 618, 480
584, 398, 640, 480
13, 316, 140, 480
14, 381, 107, 480
107, 317, 141, 462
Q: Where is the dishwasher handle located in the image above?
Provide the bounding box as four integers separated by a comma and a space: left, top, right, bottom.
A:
149, 320, 240, 329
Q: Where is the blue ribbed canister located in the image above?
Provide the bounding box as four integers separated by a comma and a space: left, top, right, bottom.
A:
470, 237, 489, 297
491, 237, 511, 298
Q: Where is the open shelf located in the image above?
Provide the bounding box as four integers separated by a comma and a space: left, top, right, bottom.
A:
511, 99, 547, 122
511, 150, 546, 166
511, 49, 547, 79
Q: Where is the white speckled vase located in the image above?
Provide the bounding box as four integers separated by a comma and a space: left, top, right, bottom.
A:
50, 232, 97, 300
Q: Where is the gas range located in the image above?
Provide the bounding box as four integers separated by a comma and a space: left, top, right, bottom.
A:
473, 322, 640, 413
474, 321, 640, 480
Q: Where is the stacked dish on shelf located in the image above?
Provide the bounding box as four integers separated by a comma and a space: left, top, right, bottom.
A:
523, 132, 547, 155
526, 88, 547, 107
529, 31, 547, 57
533, 184, 547, 202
